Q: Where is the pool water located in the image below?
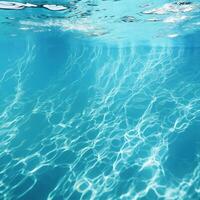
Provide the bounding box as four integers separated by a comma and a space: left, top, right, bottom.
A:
0, 1, 200, 200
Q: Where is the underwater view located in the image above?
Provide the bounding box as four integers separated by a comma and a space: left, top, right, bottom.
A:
0, 0, 200, 200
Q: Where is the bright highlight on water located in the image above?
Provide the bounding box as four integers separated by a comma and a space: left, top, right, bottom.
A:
0, 1, 200, 200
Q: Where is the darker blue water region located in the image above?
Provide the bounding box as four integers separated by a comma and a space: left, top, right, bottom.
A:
0, 31, 200, 200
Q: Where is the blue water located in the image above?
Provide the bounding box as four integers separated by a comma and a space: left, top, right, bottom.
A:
0, 1, 200, 200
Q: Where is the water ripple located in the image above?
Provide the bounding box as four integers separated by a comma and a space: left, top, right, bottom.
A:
0, 36, 200, 199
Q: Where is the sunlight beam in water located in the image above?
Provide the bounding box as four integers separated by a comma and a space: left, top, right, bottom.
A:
0, 1, 200, 200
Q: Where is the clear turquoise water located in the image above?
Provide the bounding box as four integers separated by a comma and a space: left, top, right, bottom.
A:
0, 1, 200, 200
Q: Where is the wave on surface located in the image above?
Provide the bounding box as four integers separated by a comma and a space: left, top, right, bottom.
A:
0, 0, 200, 45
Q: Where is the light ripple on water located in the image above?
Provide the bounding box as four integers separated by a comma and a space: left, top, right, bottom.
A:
0, 1, 200, 200
0, 37, 200, 199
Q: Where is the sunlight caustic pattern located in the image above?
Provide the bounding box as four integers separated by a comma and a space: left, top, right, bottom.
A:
0, 36, 200, 200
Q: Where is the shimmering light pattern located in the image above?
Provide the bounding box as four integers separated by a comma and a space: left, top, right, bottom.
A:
0, 36, 200, 199
0, 1, 200, 200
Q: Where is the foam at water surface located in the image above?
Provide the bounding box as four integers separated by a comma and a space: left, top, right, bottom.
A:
0, 0, 200, 45
0, 1, 200, 200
